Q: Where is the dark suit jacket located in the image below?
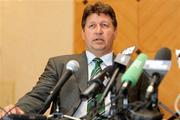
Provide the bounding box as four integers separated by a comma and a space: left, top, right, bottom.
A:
16, 51, 149, 116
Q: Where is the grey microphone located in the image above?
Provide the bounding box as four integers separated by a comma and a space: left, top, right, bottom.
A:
39, 60, 80, 114
144, 47, 171, 100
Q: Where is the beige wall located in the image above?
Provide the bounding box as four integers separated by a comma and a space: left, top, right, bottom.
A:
0, 2, 2, 80
0, 0, 74, 107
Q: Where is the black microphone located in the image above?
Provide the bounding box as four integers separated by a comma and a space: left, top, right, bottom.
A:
81, 65, 115, 98
98, 53, 132, 104
145, 47, 172, 100
99, 46, 139, 105
155, 47, 171, 60
82, 46, 137, 99
38, 60, 80, 114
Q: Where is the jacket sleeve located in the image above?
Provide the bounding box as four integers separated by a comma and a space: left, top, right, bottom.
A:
16, 57, 64, 113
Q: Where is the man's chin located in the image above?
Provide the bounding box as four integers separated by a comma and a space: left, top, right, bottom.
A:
93, 47, 105, 51
92, 45, 105, 49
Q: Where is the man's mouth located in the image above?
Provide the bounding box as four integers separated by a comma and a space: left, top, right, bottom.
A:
93, 38, 104, 41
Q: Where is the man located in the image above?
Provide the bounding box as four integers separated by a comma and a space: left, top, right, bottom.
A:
0, 1, 149, 119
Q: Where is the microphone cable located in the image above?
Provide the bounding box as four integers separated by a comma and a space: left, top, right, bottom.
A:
0, 107, 8, 120
166, 94, 180, 120
1, 104, 47, 120
1, 105, 18, 119
175, 94, 180, 116
87, 92, 125, 120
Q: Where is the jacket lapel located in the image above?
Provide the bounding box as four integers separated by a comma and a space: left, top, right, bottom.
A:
75, 52, 88, 94
76, 52, 117, 93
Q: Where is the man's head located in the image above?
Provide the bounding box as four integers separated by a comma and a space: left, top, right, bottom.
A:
81, 2, 118, 57
81, 2, 117, 31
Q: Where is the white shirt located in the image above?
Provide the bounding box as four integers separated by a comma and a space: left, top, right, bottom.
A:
73, 51, 113, 118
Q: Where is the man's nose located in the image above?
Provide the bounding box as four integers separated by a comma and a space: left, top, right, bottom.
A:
95, 25, 103, 34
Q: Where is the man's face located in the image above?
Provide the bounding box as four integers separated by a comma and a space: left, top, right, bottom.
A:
82, 13, 117, 56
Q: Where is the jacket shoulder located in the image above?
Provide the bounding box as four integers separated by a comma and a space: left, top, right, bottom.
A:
48, 53, 85, 64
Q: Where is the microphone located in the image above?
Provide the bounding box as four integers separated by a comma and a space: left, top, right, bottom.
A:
144, 47, 171, 100
81, 65, 115, 98
98, 53, 133, 104
128, 49, 171, 120
38, 60, 80, 114
99, 46, 139, 104
82, 51, 133, 99
121, 53, 148, 93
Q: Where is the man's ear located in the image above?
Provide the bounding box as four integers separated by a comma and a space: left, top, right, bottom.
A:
81, 29, 85, 40
113, 28, 118, 40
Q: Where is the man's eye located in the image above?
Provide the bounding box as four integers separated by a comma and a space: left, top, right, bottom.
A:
101, 24, 109, 28
88, 24, 95, 28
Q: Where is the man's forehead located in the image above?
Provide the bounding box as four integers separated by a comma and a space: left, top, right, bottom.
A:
86, 13, 112, 22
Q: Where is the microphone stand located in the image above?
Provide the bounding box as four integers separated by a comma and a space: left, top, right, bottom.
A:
47, 113, 81, 120
38, 70, 73, 114
98, 67, 124, 119
47, 94, 81, 120
108, 84, 120, 120
122, 91, 129, 113
127, 91, 163, 120
159, 93, 180, 120
99, 67, 123, 104
159, 101, 179, 120
38, 69, 81, 120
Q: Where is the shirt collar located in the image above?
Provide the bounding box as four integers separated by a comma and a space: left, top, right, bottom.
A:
86, 50, 113, 66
